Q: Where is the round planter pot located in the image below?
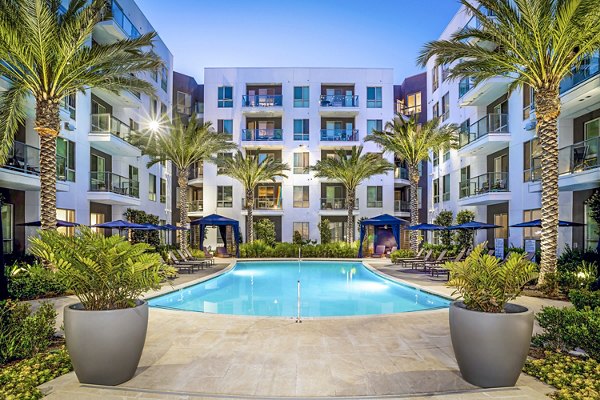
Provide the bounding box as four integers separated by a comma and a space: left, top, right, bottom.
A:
64, 300, 148, 386
449, 301, 533, 388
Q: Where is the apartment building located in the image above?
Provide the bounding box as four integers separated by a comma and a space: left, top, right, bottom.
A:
426, 5, 600, 252
173, 67, 433, 247
0, 0, 174, 256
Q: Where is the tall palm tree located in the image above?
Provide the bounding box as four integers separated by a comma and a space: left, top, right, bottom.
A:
366, 115, 458, 251
0, 0, 164, 230
417, 0, 600, 287
132, 117, 234, 251
217, 150, 289, 243
312, 146, 393, 244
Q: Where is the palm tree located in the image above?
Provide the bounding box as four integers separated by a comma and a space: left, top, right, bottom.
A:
366, 115, 458, 251
0, 0, 163, 230
417, 0, 600, 287
312, 146, 393, 244
217, 151, 289, 243
132, 117, 234, 251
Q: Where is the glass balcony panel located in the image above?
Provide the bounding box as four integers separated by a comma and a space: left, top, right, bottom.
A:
394, 200, 410, 212
242, 197, 282, 210
558, 137, 600, 174
319, 129, 358, 141
319, 198, 359, 210
461, 113, 509, 147
241, 129, 283, 141
4, 141, 40, 176
459, 172, 509, 198
189, 200, 203, 212
90, 171, 139, 198
91, 113, 132, 141
242, 95, 283, 107
394, 166, 408, 180
319, 95, 358, 107
559, 51, 600, 94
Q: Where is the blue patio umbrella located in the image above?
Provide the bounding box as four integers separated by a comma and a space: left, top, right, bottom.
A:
18, 220, 80, 228
91, 219, 149, 235
406, 223, 446, 231
162, 224, 189, 231
448, 221, 500, 230
510, 219, 584, 228
138, 223, 169, 231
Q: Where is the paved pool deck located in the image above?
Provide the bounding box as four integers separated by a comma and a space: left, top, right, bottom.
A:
39, 258, 565, 399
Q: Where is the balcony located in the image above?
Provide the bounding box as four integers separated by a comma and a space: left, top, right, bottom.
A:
0, 141, 69, 191
458, 7, 498, 50
88, 171, 140, 206
241, 128, 283, 143
458, 172, 511, 205
394, 200, 410, 216
319, 129, 359, 142
189, 200, 203, 216
459, 113, 510, 156
459, 76, 512, 107
394, 165, 409, 185
559, 51, 600, 117
557, 137, 599, 191
91, 87, 140, 109
320, 198, 359, 213
242, 197, 283, 211
242, 95, 282, 107
89, 114, 141, 157
93, 0, 141, 45
188, 165, 203, 186
319, 95, 359, 116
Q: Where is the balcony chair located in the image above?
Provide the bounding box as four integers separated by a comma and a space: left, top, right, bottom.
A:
572, 146, 588, 171
477, 182, 490, 195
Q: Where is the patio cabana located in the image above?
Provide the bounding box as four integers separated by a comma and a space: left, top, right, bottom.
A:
358, 214, 409, 257
191, 214, 240, 257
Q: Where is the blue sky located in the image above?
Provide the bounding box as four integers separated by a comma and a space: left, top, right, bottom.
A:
137, 0, 461, 83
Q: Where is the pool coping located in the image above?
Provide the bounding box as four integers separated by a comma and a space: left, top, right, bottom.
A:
146, 258, 456, 320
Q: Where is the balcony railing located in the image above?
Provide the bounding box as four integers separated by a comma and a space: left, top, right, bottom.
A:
106, 0, 140, 39
189, 199, 203, 212
394, 166, 408, 180
241, 128, 283, 141
367, 200, 383, 208
560, 50, 600, 94
320, 198, 359, 210
396, 103, 421, 116
558, 136, 599, 175
241, 95, 282, 107
242, 197, 282, 210
3, 141, 40, 176
320, 129, 358, 141
319, 95, 358, 107
91, 113, 133, 141
459, 113, 509, 147
188, 165, 203, 180
394, 200, 410, 212
90, 171, 139, 198
459, 172, 509, 198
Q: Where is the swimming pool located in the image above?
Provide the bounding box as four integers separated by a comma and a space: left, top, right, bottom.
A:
149, 261, 450, 317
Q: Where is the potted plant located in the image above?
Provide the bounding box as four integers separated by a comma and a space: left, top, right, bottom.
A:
445, 243, 538, 388
30, 227, 164, 386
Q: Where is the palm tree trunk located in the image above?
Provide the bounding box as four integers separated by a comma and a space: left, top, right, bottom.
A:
346, 189, 355, 244
35, 99, 60, 231
408, 165, 420, 252
177, 174, 189, 252
535, 87, 561, 291
246, 188, 254, 243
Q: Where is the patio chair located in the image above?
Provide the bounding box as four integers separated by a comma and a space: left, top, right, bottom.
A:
422, 249, 447, 272
431, 248, 467, 278
371, 245, 386, 258
572, 146, 588, 171
166, 251, 194, 274
401, 249, 433, 269
216, 246, 232, 258
393, 248, 423, 264
176, 250, 208, 269
184, 248, 214, 265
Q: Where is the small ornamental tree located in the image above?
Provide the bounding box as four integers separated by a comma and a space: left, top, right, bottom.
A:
319, 219, 332, 244
434, 210, 453, 247
455, 210, 476, 250
124, 209, 160, 247
254, 219, 276, 247
585, 190, 600, 251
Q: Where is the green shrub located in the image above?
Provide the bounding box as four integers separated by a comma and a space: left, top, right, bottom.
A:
390, 249, 414, 263
190, 249, 205, 259
557, 246, 599, 290
533, 306, 600, 359
422, 243, 459, 258
0, 301, 57, 364
569, 290, 600, 310
254, 219, 276, 247
524, 351, 600, 400
433, 210, 453, 247
0, 346, 72, 400
454, 210, 475, 250
272, 242, 300, 258
124, 208, 160, 247
559, 261, 598, 291
318, 219, 331, 244
7, 262, 68, 300
240, 241, 357, 258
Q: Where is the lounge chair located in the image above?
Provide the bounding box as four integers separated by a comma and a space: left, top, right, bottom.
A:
402, 249, 433, 269
216, 247, 232, 258
422, 249, 447, 272
183, 248, 214, 265
167, 251, 195, 274
431, 248, 467, 278
393, 248, 423, 265
371, 245, 386, 258
176, 250, 208, 269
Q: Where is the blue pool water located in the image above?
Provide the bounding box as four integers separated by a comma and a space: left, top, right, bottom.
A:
149, 261, 450, 317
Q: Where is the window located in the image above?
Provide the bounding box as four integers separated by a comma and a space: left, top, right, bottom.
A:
293, 119, 309, 141
218, 86, 233, 108
330, 221, 345, 242
56, 208, 75, 236
293, 153, 309, 174
523, 84, 535, 120
441, 92, 450, 121
294, 86, 309, 107
148, 174, 157, 201
432, 102, 439, 119
129, 166, 139, 197
217, 186, 233, 207
432, 65, 439, 92
523, 138, 541, 182
523, 209, 541, 241
56, 137, 75, 182
151, 68, 158, 82
61, 93, 76, 120
405, 92, 421, 115
442, 174, 450, 201
433, 179, 439, 203
367, 186, 383, 207
585, 117, 600, 139
2, 203, 12, 253
90, 212, 105, 234
585, 203, 599, 250
460, 166, 471, 198
433, 151, 439, 166
217, 119, 233, 135
441, 64, 450, 81
160, 66, 168, 92
459, 119, 470, 147
459, 77, 473, 98
216, 153, 232, 175
367, 87, 382, 108
176, 91, 191, 115
160, 178, 167, 203
443, 151, 450, 162
367, 119, 382, 135
160, 102, 167, 117
494, 213, 508, 240
417, 187, 422, 209
293, 222, 309, 241
293, 186, 309, 208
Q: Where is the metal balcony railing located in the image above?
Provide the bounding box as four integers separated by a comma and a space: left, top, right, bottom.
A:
319, 95, 358, 107
188, 165, 203, 180
320, 129, 358, 141
394, 200, 410, 212
459, 172, 509, 198
460, 113, 509, 147
189, 199, 203, 212
241, 128, 283, 141
242, 197, 282, 210
394, 166, 408, 180
241, 95, 282, 107
3, 141, 40, 176
560, 50, 600, 94
558, 136, 600, 175
91, 113, 133, 141
90, 171, 139, 198
106, 0, 140, 38
320, 198, 359, 210
367, 200, 383, 208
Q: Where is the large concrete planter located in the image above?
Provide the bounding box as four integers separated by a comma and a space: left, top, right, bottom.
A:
449, 301, 533, 388
64, 300, 148, 386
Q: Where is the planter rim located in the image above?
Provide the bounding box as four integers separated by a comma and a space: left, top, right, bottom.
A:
451, 300, 530, 315
67, 299, 146, 312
